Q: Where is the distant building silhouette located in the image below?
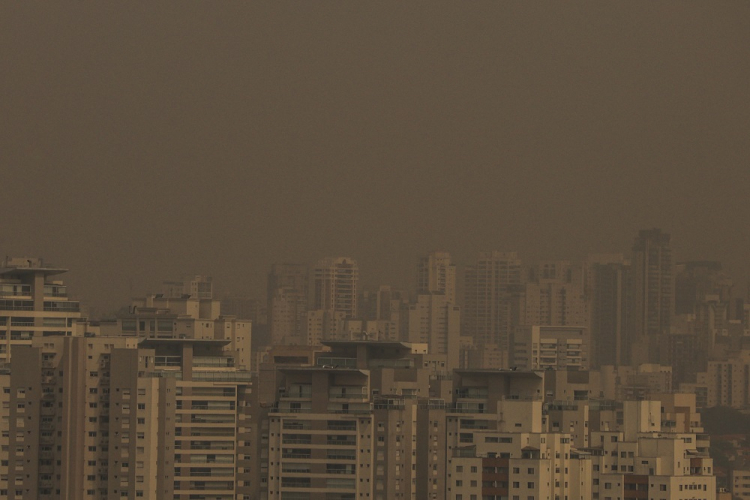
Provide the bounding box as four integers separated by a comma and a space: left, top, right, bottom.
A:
267, 263, 308, 346
462, 251, 523, 368
587, 254, 634, 367
416, 251, 456, 305
312, 257, 358, 319
631, 229, 673, 364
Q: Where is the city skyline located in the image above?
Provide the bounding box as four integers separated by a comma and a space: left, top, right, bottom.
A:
2, 2, 749, 312
3, 2, 749, 498
4, 231, 746, 317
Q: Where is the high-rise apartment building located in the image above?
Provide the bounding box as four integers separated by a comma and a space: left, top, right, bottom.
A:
404, 293, 461, 370
313, 258, 358, 319
632, 229, 674, 363
463, 252, 523, 368
162, 275, 213, 299
249, 340, 439, 500
587, 255, 634, 367
446, 370, 593, 500
512, 325, 590, 371
674, 261, 732, 316
0, 257, 82, 365
100, 285, 253, 371
417, 251, 456, 305
267, 263, 309, 346
6, 335, 252, 500
521, 261, 589, 328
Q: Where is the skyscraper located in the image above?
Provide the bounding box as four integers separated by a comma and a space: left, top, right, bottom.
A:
587, 254, 634, 367
405, 293, 461, 370
632, 229, 674, 363
312, 257, 358, 319
416, 251, 456, 305
267, 263, 309, 345
462, 251, 523, 367
520, 261, 589, 328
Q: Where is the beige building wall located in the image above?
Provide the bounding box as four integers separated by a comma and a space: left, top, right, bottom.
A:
313, 257, 358, 319
0, 257, 83, 365
513, 325, 590, 371
406, 293, 461, 371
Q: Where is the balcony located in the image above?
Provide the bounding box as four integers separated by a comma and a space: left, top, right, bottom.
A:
193, 357, 235, 368
327, 403, 372, 414
368, 359, 414, 369
0, 285, 31, 297
329, 391, 367, 400
43, 285, 67, 297
155, 356, 182, 368
450, 402, 487, 414
192, 371, 252, 383
317, 357, 357, 369
373, 399, 405, 410
43, 301, 80, 312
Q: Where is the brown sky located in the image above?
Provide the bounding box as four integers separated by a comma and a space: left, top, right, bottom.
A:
1, 2, 749, 312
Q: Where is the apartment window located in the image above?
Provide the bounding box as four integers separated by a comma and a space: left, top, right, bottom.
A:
527, 483, 534, 489
660, 485, 666, 491
456, 480, 462, 487
470, 466, 477, 473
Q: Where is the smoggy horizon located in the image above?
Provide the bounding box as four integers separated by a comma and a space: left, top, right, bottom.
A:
2, 3, 749, 312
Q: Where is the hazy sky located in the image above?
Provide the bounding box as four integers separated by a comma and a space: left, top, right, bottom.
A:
2, 3, 749, 312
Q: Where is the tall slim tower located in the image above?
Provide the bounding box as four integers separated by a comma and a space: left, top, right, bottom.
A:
267, 263, 309, 345
462, 251, 523, 365
587, 255, 634, 367
313, 257, 359, 319
417, 251, 456, 304
632, 228, 673, 363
